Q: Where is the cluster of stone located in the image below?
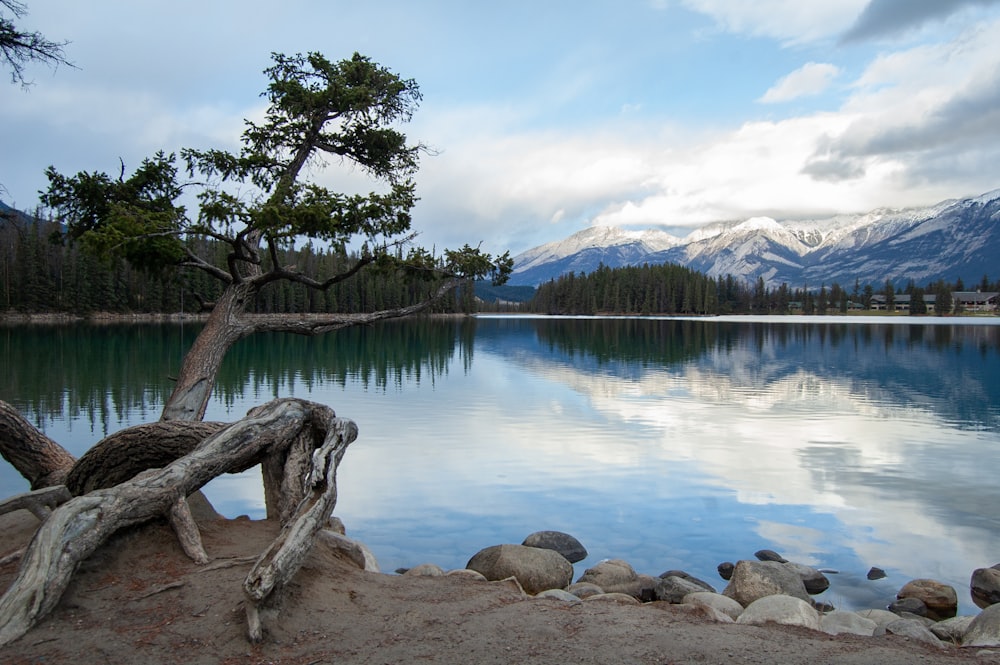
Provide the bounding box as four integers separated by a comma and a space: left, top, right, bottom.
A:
388, 531, 1000, 652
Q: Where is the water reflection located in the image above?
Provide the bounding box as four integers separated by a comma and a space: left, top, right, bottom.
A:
2, 316, 1000, 614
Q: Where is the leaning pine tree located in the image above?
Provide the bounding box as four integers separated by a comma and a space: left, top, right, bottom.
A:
0, 51, 511, 645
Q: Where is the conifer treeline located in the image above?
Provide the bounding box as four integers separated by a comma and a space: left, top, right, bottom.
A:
0, 217, 473, 315
525, 263, 998, 315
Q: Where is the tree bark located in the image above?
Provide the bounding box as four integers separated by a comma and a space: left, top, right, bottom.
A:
0, 397, 357, 647
0, 400, 76, 489
65, 421, 227, 495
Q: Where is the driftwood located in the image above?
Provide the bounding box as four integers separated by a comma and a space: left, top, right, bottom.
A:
0, 486, 71, 521
243, 416, 358, 642
0, 398, 358, 647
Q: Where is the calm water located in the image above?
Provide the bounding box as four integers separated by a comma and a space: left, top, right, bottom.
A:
3, 315, 1000, 614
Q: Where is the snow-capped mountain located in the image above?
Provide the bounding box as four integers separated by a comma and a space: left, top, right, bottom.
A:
509, 190, 1000, 288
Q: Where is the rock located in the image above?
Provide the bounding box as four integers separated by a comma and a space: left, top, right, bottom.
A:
930, 615, 975, 644
656, 575, 713, 603
879, 618, 945, 648
888, 596, 928, 617
583, 592, 641, 605
783, 562, 830, 595
636, 574, 659, 602
754, 549, 788, 563
722, 560, 810, 607
658, 570, 715, 592
316, 530, 380, 572
717, 561, 735, 581
521, 531, 588, 563
964, 603, 1000, 647
867, 566, 887, 580
403, 563, 445, 577
856, 608, 903, 629
466, 544, 573, 595
681, 602, 736, 623
535, 589, 581, 603
327, 515, 347, 534
566, 582, 604, 599
820, 611, 877, 636
736, 595, 820, 630
972, 565, 1000, 609
446, 569, 487, 581
576, 559, 640, 596
682, 591, 744, 621
896, 579, 957, 621
812, 601, 836, 613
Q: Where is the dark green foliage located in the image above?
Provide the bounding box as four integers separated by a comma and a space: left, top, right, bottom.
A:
35, 51, 510, 319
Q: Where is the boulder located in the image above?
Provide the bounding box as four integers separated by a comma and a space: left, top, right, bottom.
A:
856, 608, 902, 629
971, 565, 1000, 609
783, 562, 830, 595
754, 549, 788, 563
316, 530, 380, 572
682, 591, 744, 620
582, 592, 641, 605
878, 618, 945, 648
722, 560, 810, 607
566, 582, 604, 599
896, 578, 958, 621
403, 563, 445, 577
867, 566, 887, 580
446, 568, 487, 581
522, 530, 588, 563
820, 611, 877, 636
930, 615, 975, 644
717, 561, 735, 581
736, 595, 820, 630
888, 596, 928, 617
577, 559, 640, 596
658, 570, 715, 592
535, 589, 581, 603
656, 575, 712, 603
466, 544, 573, 595
963, 603, 1000, 648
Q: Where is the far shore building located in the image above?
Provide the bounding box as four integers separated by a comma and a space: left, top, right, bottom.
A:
869, 291, 998, 313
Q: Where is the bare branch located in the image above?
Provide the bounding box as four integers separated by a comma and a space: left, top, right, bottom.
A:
246, 277, 464, 336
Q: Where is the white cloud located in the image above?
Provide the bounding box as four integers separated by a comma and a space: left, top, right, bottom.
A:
759, 63, 841, 103
674, 0, 869, 44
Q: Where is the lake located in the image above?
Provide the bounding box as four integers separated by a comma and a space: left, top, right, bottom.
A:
2, 314, 1000, 615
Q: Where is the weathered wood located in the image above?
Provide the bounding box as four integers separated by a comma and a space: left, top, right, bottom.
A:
0, 401, 76, 489
0, 398, 343, 647
65, 421, 227, 495
243, 416, 358, 642
168, 495, 210, 565
0, 486, 72, 521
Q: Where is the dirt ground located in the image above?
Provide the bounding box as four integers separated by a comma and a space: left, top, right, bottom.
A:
0, 509, 995, 665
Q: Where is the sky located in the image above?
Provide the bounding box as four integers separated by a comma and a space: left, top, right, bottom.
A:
3, 0, 1000, 257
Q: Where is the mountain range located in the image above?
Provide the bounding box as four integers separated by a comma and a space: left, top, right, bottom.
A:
509, 190, 1000, 289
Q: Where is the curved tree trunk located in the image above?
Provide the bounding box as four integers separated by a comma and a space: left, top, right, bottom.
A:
0, 398, 357, 647
160, 283, 256, 422
65, 421, 227, 495
0, 401, 76, 489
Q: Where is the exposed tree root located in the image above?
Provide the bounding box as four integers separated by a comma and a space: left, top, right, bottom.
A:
0, 398, 357, 647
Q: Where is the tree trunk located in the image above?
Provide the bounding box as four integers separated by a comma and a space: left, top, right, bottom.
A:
160, 283, 256, 422
65, 421, 227, 495
0, 400, 76, 489
0, 397, 357, 647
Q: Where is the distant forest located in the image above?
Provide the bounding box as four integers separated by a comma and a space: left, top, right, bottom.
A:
0, 215, 477, 315
526, 263, 999, 316
2, 213, 995, 317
